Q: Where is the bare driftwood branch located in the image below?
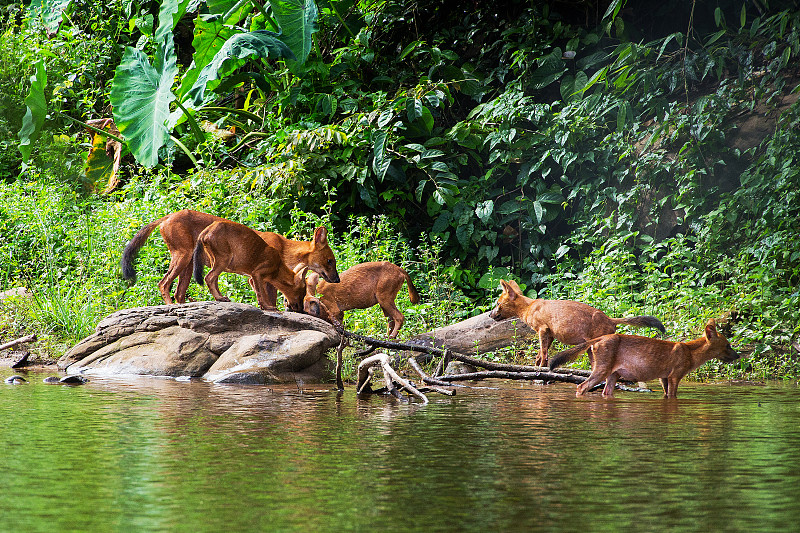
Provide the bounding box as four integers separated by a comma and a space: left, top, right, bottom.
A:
357, 353, 429, 404
407, 357, 456, 396
435, 370, 587, 384
0, 335, 37, 351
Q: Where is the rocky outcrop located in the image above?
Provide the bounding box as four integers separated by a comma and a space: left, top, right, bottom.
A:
59, 302, 340, 384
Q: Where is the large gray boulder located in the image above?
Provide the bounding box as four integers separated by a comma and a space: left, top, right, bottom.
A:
59, 302, 340, 384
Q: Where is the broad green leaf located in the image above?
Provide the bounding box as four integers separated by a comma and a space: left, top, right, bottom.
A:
111, 44, 177, 167
432, 211, 451, 233
186, 31, 294, 106
207, 0, 253, 25
532, 200, 544, 223
478, 267, 509, 289
179, 15, 237, 101
475, 200, 494, 223
602, 0, 625, 22
407, 98, 423, 122
19, 60, 48, 163
271, 0, 319, 65
372, 129, 391, 181
29, 0, 73, 33
740, 4, 746, 29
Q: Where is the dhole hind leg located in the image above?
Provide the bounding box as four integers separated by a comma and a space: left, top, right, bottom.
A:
158, 253, 192, 304
173, 264, 194, 304
203, 265, 231, 303
380, 302, 404, 338
537, 329, 554, 367
602, 372, 620, 397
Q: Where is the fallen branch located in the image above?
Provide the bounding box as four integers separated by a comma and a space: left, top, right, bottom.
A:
435, 370, 587, 384
357, 353, 429, 404
407, 357, 456, 395
0, 334, 37, 351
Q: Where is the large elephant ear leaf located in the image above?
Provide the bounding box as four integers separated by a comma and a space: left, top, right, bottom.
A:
185, 30, 294, 106
29, 0, 73, 34
18, 60, 48, 163
110, 0, 179, 168
110, 41, 177, 168
270, 0, 319, 66
177, 15, 236, 102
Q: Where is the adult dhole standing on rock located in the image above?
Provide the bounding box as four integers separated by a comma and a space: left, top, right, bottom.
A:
489, 279, 666, 367
303, 261, 420, 338
548, 319, 740, 398
192, 220, 308, 312
120, 209, 339, 305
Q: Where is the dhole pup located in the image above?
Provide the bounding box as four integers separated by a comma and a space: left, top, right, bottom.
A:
489, 279, 665, 366
121, 210, 339, 304
548, 319, 739, 398
303, 261, 420, 338
192, 220, 307, 312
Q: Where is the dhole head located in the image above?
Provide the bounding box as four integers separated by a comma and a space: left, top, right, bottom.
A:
308, 227, 341, 284
489, 279, 525, 321
705, 319, 740, 362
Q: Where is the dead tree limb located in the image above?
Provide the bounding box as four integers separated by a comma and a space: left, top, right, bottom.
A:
357, 353, 429, 404
436, 370, 587, 384
0, 335, 37, 351
407, 357, 456, 395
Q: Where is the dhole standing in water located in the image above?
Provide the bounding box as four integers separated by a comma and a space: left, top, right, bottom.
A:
548, 319, 740, 398
192, 220, 308, 312
489, 279, 666, 367
120, 209, 339, 305
303, 261, 420, 338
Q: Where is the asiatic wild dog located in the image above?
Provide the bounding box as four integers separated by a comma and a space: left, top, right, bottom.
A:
489, 279, 666, 367
192, 220, 308, 312
120, 209, 339, 305
303, 261, 420, 338
548, 319, 739, 398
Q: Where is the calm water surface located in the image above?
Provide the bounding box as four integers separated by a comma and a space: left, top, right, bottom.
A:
1, 369, 799, 532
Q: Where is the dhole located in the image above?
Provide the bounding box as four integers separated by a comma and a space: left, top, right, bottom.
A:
192, 220, 308, 312
303, 261, 420, 338
548, 319, 740, 398
120, 209, 339, 304
489, 279, 665, 367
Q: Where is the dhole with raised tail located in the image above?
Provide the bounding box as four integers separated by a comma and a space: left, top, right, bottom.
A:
489, 279, 665, 367
120, 209, 339, 305
548, 319, 739, 398
192, 220, 308, 312
303, 261, 420, 338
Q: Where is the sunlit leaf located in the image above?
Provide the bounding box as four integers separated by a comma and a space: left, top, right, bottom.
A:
19, 60, 47, 163
271, 0, 319, 65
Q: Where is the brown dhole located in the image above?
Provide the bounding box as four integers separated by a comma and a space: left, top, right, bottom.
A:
192, 220, 308, 312
548, 319, 740, 398
489, 279, 666, 367
303, 261, 420, 338
120, 209, 339, 305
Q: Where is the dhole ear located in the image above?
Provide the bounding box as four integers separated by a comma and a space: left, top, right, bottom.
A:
313, 227, 328, 248
705, 319, 718, 339
306, 271, 320, 292
293, 262, 307, 274
499, 280, 518, 300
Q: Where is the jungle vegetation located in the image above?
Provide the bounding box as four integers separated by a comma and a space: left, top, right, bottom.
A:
1, 0, 798, 379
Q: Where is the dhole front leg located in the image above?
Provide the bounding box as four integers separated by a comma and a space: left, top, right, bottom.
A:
250, 274, 277, 311
576, 370, 607, 396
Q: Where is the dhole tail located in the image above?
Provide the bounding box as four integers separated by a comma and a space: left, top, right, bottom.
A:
192, 241, 206, 285
612, 315, 666, 333
120, 216, 167, 282
548, 342, 592, 371
401, 267, 421, 304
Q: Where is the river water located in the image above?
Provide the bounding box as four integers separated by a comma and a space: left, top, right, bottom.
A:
1, 370, 799, 532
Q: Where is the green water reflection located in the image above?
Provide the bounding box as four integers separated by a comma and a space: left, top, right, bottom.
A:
1, 371, 799, 532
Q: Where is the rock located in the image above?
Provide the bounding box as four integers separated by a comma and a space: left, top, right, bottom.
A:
43, 376, 61, 384
444, 361, 478, 376
59, 301, 339, 384
205, 330, 335, 384
5, 375, 27, 384
0, 287, 32, 302
59, 375, 88, 385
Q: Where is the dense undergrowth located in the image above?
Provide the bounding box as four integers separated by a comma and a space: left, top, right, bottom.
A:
1, 0, 799, 380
